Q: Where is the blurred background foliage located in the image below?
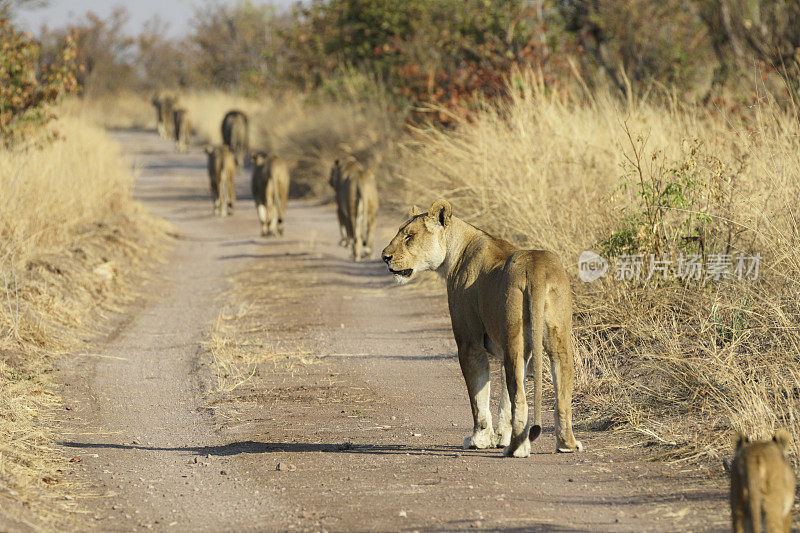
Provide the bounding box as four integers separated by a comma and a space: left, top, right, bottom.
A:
4, 0, 800, 129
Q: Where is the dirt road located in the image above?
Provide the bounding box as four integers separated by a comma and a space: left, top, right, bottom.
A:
58, 130, 728, 531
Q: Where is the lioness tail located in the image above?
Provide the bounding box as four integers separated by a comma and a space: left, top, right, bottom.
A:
527, 265, 547, 442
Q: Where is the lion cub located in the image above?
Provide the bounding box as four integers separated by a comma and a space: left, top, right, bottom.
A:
152, 92, 176, 139
203, 144, 238, 217
173, 108, 191, 153
731, 430, 795, 533
328, 157, 378, 261
251, 152, 290, 236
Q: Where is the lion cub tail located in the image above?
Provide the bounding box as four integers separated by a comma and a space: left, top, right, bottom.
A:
527, 267, 547, 442
740, 443, 765, 533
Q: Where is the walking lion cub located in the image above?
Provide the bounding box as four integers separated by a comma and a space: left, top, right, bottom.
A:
731, 430, 795, 533
328, 157, 378, 261
251, 152, 289, 236
203, 145, 237, 217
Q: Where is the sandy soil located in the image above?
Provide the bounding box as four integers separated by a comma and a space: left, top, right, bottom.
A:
56, 130, 729, 532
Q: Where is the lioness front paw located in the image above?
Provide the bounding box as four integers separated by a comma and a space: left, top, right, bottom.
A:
463, 430, 497, 450
495, 426, 511, 448
503, 438, 531, 458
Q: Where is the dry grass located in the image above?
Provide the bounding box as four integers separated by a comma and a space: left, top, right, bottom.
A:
395, 72, 800, 465
204, 267, 314, 400
61, 94, 154, 131
0, 113, 167, 528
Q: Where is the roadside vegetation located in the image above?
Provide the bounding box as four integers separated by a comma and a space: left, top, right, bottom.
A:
0, 13, 167, 529
6, 1, 800, 524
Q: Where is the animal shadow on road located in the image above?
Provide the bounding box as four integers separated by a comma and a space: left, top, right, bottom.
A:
59, 440, 499, 459
217, 248, 394, 289
448, 523, 587, 533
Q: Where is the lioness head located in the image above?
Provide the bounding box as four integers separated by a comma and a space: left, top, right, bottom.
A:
381, 199, 452, 284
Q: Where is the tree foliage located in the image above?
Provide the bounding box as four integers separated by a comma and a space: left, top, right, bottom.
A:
699, 0, 800, 94
275, 0, 574, 122
22, 0, 800, 116
189, 1, 278, 91
0, 16, 77, 145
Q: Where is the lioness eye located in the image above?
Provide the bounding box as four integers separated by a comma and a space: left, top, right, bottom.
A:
404, 234, 412, 243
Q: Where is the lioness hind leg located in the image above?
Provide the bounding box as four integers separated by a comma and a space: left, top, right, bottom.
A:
484, 336, 511, 448
503, 333, 531, 458
458, 344, 496, 449
544, 323, 582, 453
495, 367, 512, 448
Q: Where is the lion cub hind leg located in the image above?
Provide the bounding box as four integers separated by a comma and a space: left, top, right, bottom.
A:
256, 204, 268, 236
458, 344, 497, 450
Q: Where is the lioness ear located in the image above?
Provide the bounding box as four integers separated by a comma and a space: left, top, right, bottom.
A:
733, 431, 748, 450
409, 205, 422, 218
428, 199, 452, 227
773, 429, 792, 455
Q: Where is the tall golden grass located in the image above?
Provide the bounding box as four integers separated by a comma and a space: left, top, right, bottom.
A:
1, 114, 165, 528
396, 73, 800, 463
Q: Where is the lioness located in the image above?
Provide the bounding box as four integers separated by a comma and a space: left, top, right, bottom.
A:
329, 158, 379, 261
173, 107, 190, 153
252, 152, 290, 236
381, 200, 582, 457
731, 430, 795, 533
328, 158, 356, 248
203, 145, 237, 217
152, 92, 176, 139
221, 110, 249, 166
